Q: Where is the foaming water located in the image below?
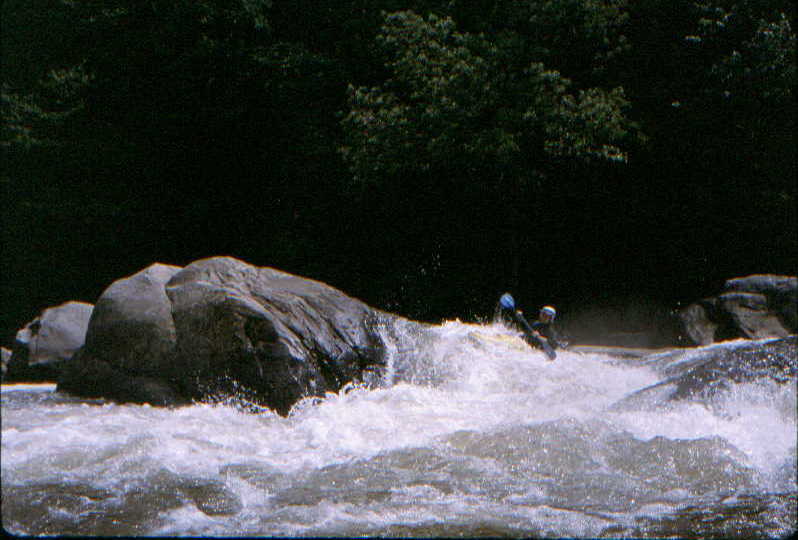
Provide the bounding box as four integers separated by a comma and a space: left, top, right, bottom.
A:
2, 321, 796, 537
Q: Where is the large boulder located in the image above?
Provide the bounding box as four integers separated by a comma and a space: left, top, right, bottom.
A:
57, 263, 184, 404
58, 257, 421, 414
4, 301, 94, 382
724, 275, 797, 330
679, 275, 796, 346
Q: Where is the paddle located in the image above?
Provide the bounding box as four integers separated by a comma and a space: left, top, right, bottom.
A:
499, 293, 516, 310
499, 293, 557, 360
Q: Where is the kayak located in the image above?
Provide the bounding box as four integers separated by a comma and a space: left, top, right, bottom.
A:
469, 330, 557, 360
469, 331, 533, 351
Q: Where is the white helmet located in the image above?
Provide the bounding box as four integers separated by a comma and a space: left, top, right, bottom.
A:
540, 306, 556, 319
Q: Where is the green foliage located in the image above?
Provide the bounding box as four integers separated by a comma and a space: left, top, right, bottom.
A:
720, 14, 795, 101
685, 0, 796, 192
341, 10, 635, 185
1, 1, 277, 153
1, 66, 91, 148
446, 0, 630, 85
540, 85, 632, 161
692, 0, 796, 101
1, 0, 795, 337
2, 91, 49, 148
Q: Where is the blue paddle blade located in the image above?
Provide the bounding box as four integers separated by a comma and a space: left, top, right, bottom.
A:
499, 293, 515, 310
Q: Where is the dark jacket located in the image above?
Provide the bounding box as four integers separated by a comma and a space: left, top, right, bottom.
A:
501, 307, 559, 359
530, 320, 562, 350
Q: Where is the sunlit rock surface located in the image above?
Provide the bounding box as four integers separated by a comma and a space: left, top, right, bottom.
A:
4, 301, 94, 383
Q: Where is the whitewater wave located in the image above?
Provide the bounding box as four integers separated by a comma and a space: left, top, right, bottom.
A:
2, 320, 795, 537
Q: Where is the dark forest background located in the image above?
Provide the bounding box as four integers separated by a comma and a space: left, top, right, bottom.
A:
2, 0, 795, 345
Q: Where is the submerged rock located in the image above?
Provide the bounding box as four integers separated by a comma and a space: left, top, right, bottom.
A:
58, 256, 423, 414
4, 301, 94, 383
679, 274, 796, 345
613, 336, 797, 409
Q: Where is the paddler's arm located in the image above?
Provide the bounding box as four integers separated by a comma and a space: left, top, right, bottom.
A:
511, 310, 535, 336
512, 311, 556, 359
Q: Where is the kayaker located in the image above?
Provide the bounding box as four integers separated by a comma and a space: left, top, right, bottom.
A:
498, 293, 562, 360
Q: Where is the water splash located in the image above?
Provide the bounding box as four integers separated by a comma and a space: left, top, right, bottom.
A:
2, 320, 796, 537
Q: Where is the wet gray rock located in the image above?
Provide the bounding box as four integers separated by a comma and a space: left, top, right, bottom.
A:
58, 256, 424, 414
1, 347, 11, 379
613, 336, 797, 409
679, 303, 719, 347
724, 275, 797, 330
4, 301, 94, 382
679, 275, 796, 345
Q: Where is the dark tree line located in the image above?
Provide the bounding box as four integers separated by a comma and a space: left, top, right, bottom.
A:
2, 0, 795, 342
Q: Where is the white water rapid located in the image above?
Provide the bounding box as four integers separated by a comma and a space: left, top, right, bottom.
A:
2, 321, 796, 537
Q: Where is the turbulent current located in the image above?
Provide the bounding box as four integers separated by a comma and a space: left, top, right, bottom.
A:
2, 321, 796, 537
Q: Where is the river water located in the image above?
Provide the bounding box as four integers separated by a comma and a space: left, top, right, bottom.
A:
2, 321, 796, 537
